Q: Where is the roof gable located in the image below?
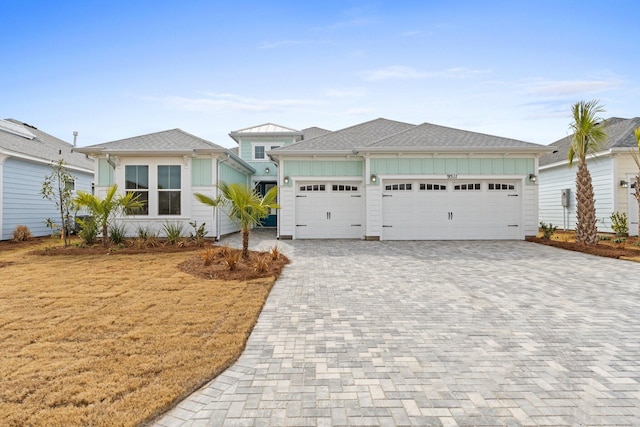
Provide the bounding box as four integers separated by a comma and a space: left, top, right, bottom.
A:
363, 122, 544, 151
540, 117, 640, 166
76, 129, 226, 153
231, 122, 300, 134
276, 118, 415, 152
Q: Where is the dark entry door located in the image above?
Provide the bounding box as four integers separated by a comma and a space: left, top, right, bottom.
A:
256, 181, 277, 227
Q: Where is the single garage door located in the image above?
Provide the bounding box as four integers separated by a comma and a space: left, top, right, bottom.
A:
295, 182, 363, 239
382, 180, 521, 240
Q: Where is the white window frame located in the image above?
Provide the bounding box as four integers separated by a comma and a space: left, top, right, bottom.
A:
252, 142, 284, 161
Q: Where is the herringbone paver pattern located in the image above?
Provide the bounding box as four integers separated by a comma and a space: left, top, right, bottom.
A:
154, 233, 640, 426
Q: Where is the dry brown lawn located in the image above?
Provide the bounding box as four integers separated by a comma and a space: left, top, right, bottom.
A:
0, 237, 288, 426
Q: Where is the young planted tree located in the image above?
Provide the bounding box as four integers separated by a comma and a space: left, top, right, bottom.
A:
195, 182, 279, 258
41, 159, 75, 246
74, 185, 143, 247
568, 100, 607, 245
630, 127, 640, 237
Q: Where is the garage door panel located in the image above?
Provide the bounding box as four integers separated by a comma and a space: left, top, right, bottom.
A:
382, 179, 521, 240
295, 182, 362, 239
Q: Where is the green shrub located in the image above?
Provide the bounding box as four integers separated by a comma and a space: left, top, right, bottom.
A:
539, 221, 558, 240
109, 223, 127, 245
188, 221, 208, 246
162, 222, 184, 245
610, 212, 628, 236
12, 225, 32, 242
76, 216, 98, 244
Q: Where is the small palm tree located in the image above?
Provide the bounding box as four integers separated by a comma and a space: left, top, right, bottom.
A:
630, 127, 640, 237
195, 182, 279, 258
74, 185, 143, 247
568, 100, 607, 245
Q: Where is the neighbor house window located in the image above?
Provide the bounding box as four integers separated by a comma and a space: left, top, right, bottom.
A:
254, 146, 265, 159
158, 165, 181, 215
125, 165, 149, 215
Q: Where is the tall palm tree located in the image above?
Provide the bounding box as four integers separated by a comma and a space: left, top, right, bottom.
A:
74, 185, 143, 247
568, 100, 607, 245
195, 182, 279, 258
630, 127, 640, 237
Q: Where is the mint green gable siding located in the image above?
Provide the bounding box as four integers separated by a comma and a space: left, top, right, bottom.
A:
283, 160, 364, 177
371, 157, 535, 181
98, 158, 114, 186
192, 158, 212, 186
220, 163, 249, 186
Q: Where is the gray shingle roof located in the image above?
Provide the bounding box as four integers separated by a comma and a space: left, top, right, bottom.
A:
540, 117, 640, 166
75, 129, 227, 153
277, 118, 415, 152
301, 127, 332, 140
364, 122, 545, 151
0, 119, 93, 171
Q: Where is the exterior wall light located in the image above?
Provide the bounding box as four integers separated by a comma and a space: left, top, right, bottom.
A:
283, 176, 290, 184
620, 180, 628, 188
529, 174, 537, 183
371, 174, 378, 183
265, 167, 270, 174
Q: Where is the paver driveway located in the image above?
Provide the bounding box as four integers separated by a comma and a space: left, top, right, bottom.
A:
155, 235, 640, 426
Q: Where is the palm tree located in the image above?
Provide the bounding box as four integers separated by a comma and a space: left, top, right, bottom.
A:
74, 185, 143, 247
567, 100, 607, 245
630, 127, 640, 237
195, 182, 279, 258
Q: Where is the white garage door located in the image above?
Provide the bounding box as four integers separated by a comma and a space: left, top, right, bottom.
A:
382, 180, 521, 240
295, 182, 363, 239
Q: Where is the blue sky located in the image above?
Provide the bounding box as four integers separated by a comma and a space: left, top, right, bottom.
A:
3, 1, 638, 148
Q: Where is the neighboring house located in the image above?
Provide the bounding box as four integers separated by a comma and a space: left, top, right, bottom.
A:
267, 118, 550, 240
74, 129, 255, 240
539, 117, 640, 236
0, 119, 94, 240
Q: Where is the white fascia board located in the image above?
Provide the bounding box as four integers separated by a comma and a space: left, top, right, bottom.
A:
539, 149, 614, 170
357, 146, 553, 155
0, 148, 93, 174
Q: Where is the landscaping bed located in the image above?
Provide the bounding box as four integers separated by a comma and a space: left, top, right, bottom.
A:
527, 231, 640, 261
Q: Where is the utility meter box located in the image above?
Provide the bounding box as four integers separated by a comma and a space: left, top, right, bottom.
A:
561, 189, 571, 207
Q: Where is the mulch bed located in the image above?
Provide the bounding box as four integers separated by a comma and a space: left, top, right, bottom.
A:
526, 236, 640, 260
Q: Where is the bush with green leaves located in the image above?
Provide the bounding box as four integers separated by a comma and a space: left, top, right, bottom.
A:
109, 223, 127, 245
188, 221, 208, 245
610, 212, 628, 236
76, 216, 98, 244
162, 222, 184, 245
539, 221, 558, 239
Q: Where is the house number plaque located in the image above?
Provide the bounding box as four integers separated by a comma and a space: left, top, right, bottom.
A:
446, 174, 458, 179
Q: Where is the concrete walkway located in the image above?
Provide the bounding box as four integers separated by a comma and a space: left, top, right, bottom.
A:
154, 233, 640, 426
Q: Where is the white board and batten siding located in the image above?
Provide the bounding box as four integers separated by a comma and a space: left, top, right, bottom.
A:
2, 157, 93, 240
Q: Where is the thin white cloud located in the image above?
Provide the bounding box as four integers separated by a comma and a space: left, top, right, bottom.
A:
400, 30, 422, 37
258, 39, 308, 49
362, 66, 491, 81
319, 17, 377, 31
522, 78, 622, 96
151, 93, 322, 113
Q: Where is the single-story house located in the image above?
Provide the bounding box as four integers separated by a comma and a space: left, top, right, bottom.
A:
76, 118, 550, 241
538, 117, 640, 236
0, 119, 94, 240
74, 129, 255, 240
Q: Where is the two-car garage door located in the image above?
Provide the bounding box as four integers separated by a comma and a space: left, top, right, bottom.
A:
381, 180, 522, 240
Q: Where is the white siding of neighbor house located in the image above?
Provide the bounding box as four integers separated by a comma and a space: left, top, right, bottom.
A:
1, 157, 93, 240
615, 154, 639, 214
540, 156, 615, 233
